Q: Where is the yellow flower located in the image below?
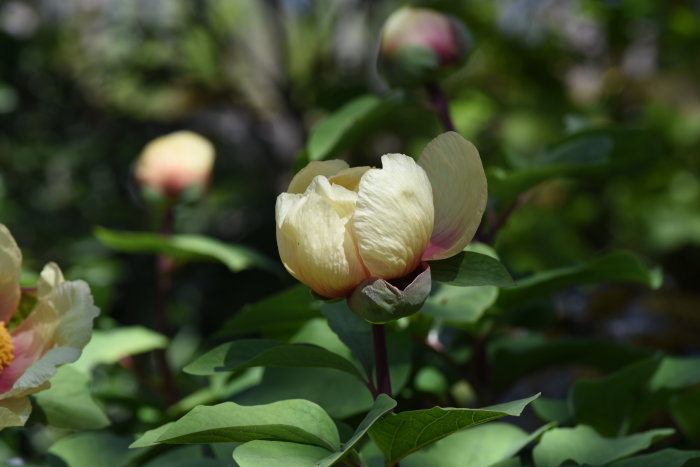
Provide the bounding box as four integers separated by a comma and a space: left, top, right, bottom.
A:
0, 225, 99, 430
135, 131, 215, 199
275, 132, 487, 299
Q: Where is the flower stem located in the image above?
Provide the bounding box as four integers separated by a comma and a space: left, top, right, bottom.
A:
154, 203, 178, 406
425, 81, 456, 132
372, 324, 393, 398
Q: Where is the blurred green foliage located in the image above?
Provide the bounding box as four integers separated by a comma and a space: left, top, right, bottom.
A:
2, 0, 700, 465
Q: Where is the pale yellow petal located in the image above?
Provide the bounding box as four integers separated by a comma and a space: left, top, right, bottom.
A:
351, 154, 434, 278
0, 225, 21, 323
418, 132, 487, 260
329, 166, 371, 192
287, 160, 349, 194
0, 396, 31, 430
276, 177, 368, 298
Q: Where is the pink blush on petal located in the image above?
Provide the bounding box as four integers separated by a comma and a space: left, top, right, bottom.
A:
0, 332, 40, 393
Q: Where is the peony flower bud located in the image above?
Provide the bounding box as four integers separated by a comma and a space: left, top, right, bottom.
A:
348, 262, 432, 323
135, 131, 215, 201
379, 7, 472, 86
0, 225, 99, 429
275, 132, 487, 320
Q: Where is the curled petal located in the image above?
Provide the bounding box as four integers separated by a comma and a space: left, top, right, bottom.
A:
352, 154, 434, 278
1, 264, 98, 397
419, 132, 487, 261
287, 160, 349, 194
0, 396, 31, 430
328, 166, 371, 192
0, 225, 21, 323
276, 177, 368, 298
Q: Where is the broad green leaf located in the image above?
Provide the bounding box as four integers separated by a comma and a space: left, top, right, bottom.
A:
49, 432, 137, 467
33, 365, 109, 430
532, 425, 673, 467
422, 283, 498, 323
71, 326, 167, 373
130, 422, 175, 449
369, 394, 539, 464
143, 445, 234, 467
609, 448, 700, 467
490, 335, 650, 392
403, 422, 554, 467
305, 94, 399, 162
489, 128, 659, 205
429, 252, 515, 287
233, 329, 411, 419
671, 390, 700, 443
531, 398, 572, 425
322, 301, 374, 379
570, 356, 700, 436
217, 285, 320, 339
317, 394, 397, 467
233, 441, 333, 467
497, 251, 661, 309
150, 400, 340, 451
168, 369, 264, 417
94, 227, 276, 273
183, 339, 366, 382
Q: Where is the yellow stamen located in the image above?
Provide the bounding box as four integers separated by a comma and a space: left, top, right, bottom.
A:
0, 321, 14, 372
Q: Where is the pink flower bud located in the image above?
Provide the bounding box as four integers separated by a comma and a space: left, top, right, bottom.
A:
379, 7, 471, 86
135, 131, 215, 200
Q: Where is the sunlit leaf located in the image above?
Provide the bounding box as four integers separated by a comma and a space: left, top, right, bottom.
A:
304, 94, 400, 163
143, 400, 340, 451
429, 252, 515, 287
369, 394, 539, 464
94, 227, 277, 273
532, 425, 673, 467
71, 326, 167, 373
183, 339, 366, 382
33, 365, 109, 430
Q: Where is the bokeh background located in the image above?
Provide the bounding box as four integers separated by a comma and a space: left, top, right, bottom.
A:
2, 2, 700, 454
3, 0, 699, 348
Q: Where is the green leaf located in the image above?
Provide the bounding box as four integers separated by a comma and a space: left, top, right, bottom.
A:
322, 301, 374, 379
570, 356, 700, 436
497, 251, 661, 309
233, 330, 411, 419
316, 394, 397, 467
130, 422, 176, 449
94, 227, 277, 273
49, 432, 137, 467
144, 399, 340, 451
183, 339, 366, 382
233, 441, 333, 467
428, 251, 515, 287
531, 398, 572, 425
33, 365, 109, 431
71, 326, 167, 373
489, 128, 659, 204
422, 283, 498, 323
532, 425, 674, 467
305, 94, 399, 162
217, 285, 321, 339
609, 448, 700, 467
671, 390, 700, 443
369, 394, 539, 464
403, 422, 554, 467
490, 335, 650, 393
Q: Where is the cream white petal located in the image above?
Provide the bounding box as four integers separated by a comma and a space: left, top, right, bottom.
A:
287, 160, 349, 194
418, 132, 487, 260
276, 177, 368, 298
0, 225, 21, 323
329, 166, 371, 192
351, 154, 434, 278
